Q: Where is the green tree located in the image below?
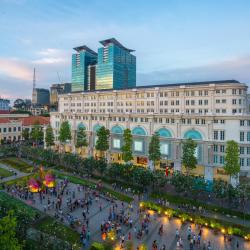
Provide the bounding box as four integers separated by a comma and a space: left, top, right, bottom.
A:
76, 127, 88, 148
121, 128, 133, 163
45, 125, 55, 147
21, 128, 29, 141
30, 121, 43, 146
58, 121, 71, 143
0, 210, 22, 250
182, 138, 197, 175
148, 132, 161, 169
224, 140, 240, 182
95, 126, 110, 158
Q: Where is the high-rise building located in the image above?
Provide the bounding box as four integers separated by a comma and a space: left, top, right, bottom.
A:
72, 46, 97, 92
96, 38, 136, 90
0, 98, 10, 111
32, 88, 50, 106
50, 83, 71, 107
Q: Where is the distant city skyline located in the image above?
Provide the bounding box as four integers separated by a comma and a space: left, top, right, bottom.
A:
0, 0, 250, 100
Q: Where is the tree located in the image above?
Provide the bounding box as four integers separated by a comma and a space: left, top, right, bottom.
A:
182, 138, 197, 175
45, 125, 55, 147
76, 127, 88, 148
0, 210, 22, 250
21, 128, 29, 141
224, 140, 240, 184
58, 121, 71, 143
95, 126, 110, 158
30, 121, 43, 146
148, 132, 161, 169
121, 128, 133, 163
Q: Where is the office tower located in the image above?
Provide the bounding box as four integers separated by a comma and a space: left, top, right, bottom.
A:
32, 88, 50, 105
50, 83, 71, 106
96, 38, 136, 90
72, 46, 97, 92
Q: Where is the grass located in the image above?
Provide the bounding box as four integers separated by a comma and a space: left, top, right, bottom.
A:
151, 192, 250, 221
34, 216, 81, 249
0, 191, 41, 220
2, 174, 33, 186
0, 166, 13, 178
54, 171, 133, 203
0, 157, 34, 173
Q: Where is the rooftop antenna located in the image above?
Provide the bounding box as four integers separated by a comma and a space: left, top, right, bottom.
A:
57, 72, 62, 84
33, 68, 36, 90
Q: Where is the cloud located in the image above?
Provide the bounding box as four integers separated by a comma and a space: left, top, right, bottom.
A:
137, 55, 250, 86
0, 58, 32, 81
33, 48, 70, 65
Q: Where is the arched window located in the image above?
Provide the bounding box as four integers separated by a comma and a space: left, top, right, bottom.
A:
184, 129, 203, 140
93, 124, 102, 133
157, 128, 172, 138
132, 126, 147, 136
77, 123, 86, 130
111, 125, 123, 134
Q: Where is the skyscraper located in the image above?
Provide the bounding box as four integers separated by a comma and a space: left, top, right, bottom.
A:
96, 38, 136, 90
72, 46, 97, 92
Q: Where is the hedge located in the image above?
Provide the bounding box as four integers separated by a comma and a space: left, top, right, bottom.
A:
140, 201, 250, 240
151, 192, 250, 221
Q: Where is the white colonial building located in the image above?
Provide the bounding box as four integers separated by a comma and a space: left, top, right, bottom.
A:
50, 80, 250, 181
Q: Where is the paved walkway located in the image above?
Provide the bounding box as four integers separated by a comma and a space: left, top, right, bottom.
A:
0, 162, 30, 183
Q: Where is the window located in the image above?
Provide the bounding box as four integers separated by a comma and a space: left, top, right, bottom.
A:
240, 120, 245, 126
247, 132, 250, 142
214, 155, 218, 164
220, 156, 225, 164
222, 99, 226, 104
240, 158, 245, 167
199, 100, 203, 105
247, 158, 250, 167
160, 142, 169, 155
216, 99, 220, 104
220, 145, 225, 153
204, 100, 208, 105
214, 131, 218, 140
232, 89, 237, 95
247, 147, 250, 154
240, 132, 245, 142
113, 138, 121, 149
232, 99, 237, 104
134, 140, 143, 152
214, 145, 218, 152
220, 131, 225, 141
240, 147, 245, 154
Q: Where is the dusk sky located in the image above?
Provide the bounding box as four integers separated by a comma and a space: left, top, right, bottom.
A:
0, 0, 250, 100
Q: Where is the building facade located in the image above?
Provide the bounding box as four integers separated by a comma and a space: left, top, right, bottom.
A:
50, 83, 72, 107
51, 80, 250, 180
96, 38, 136, 90
0, 114, 49, 142
71, 38, 136, 92
72, 46, 97, 92
0, 98, 10, 111
32, 88, 50, 106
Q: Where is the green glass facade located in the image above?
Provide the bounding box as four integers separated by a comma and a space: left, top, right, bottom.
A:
72, 47, 97, 92
71, 39, 136, 92
96, 40, 136, 90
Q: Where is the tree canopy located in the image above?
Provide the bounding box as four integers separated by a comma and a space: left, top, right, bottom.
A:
58, 121, 71, 143
45, 125, 55, 147
224, 140, 240, 178
182, 138, 197, 175
95, 126, 110, 157
121, 128, 133, 163
148, 132, 161, 168
76, 127, 88, 148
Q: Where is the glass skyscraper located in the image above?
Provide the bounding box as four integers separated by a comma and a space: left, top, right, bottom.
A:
96, 38, 136, 90
72, 46, 97, 92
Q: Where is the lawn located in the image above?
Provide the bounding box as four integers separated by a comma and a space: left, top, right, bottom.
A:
2, 174, 33, 186
0, 157, 34, 173
34, 216, 81, 249
0, 166, 13, 178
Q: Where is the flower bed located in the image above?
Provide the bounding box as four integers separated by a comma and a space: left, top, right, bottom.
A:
140, 201, 250, 240
151, 192, 250, 221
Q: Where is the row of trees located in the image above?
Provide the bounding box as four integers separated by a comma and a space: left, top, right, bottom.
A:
30, 120, 240, 179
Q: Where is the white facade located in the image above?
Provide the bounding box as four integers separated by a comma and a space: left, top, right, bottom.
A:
51, 80, 250, 179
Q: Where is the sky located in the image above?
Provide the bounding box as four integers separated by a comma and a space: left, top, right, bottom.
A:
0, 0, 250, 100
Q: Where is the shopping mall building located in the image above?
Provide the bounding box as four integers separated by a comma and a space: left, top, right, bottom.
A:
51, 79, 250, 181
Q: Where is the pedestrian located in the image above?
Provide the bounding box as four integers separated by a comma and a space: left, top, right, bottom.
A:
236, 240, 239, 249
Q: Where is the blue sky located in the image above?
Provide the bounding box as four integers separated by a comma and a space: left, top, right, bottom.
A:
0, 0, 250, 100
